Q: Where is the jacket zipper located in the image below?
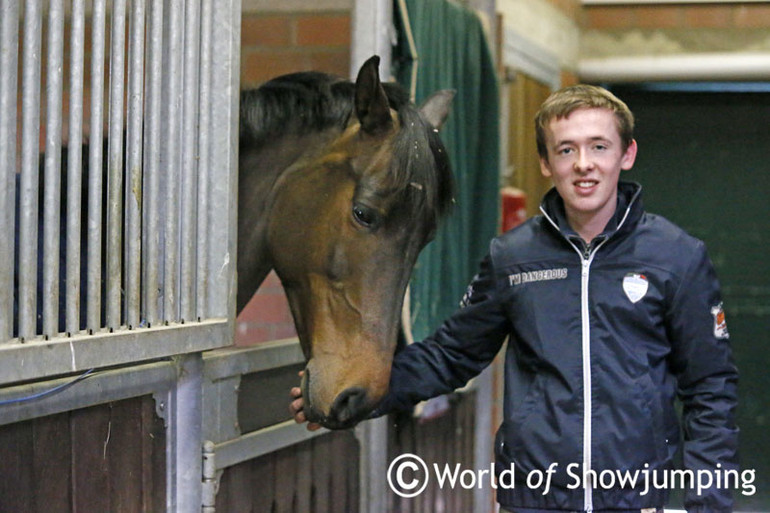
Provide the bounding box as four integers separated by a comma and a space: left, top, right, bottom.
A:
540, 200, 637, 512
539, 219, 607, 511
576, 240, 606, 513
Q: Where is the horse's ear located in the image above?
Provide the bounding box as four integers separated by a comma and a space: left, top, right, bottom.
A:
419, 90, 455, 131
354, 55, 393, 135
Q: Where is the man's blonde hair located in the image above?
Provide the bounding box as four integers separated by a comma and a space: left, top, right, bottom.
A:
535, 84, 635, 159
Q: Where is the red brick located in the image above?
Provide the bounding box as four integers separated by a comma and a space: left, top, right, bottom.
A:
734, 4, 770, 29
235, 323, 272, 346
309, 50, 351, 78
241, 15, 292, 48
682, 5, 733, 29
583, 6, 635, 30
241, 49, 309, 86
633, 5, 683, 29
295, 15, 350, 47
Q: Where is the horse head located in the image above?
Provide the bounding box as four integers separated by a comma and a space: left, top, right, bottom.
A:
237, 56, 454, 429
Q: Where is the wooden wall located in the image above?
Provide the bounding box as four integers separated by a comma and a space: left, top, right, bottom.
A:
215, 430, 360, 513
0, 396, 166, 513
387, 393, 478, 513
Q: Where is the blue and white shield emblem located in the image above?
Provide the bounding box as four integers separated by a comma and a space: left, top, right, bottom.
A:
622, 273, 648, 304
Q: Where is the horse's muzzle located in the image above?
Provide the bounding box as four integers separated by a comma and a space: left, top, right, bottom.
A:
301, 367, 372, 430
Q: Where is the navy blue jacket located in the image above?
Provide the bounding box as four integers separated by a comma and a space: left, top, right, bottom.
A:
379, 182, 739, 511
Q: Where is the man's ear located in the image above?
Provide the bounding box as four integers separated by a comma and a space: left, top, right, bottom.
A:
621, 139, 638, 170
539, 156, 553, 178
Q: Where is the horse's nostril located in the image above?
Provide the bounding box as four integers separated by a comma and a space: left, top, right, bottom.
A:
329, 387, 368, 425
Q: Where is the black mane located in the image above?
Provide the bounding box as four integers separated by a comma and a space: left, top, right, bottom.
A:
239, 72, 453, 228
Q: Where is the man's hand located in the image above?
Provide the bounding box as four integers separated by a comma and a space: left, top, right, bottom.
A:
289, 371, 322, 431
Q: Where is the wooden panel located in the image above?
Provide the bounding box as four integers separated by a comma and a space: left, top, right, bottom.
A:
32, 413, 73, 513
0, 396, 166, 513
387, 392, 477, 513
506, 74, 554, 219
71, 404, 112, 511
215, 430, 360, 513
0, 421, 34, 512
238, 364, 305, 433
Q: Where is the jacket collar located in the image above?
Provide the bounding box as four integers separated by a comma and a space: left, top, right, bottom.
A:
540, 181, 644, 241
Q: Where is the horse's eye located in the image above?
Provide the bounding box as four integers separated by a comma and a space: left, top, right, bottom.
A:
352, 204, 379, 228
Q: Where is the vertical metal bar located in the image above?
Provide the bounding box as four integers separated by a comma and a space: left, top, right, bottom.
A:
0, 0, 19, 341
163, 0, 184, 325
355, 417, 390, 513
207, 0, 241, 320
66, 0, 86, 335
166, 354, 204, 511
195, 0, 213, 321
106, 0, 127, 330
87, 0, 108, 332
18, 0, 43, 340
42, 0, 66, 338
143, 0, 164, 326
125, 0, 146, 329
162, 0, 184, 324
180, 0, 201, 322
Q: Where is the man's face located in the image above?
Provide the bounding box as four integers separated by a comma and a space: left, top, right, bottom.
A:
539, 107, 637, 235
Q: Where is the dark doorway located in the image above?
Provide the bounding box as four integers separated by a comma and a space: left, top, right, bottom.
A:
610, 83, 770, 511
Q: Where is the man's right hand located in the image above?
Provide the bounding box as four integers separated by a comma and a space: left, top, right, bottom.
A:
289, 371, 322, 431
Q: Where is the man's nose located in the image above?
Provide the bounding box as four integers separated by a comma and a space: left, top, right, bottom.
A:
573, 149, 594, 171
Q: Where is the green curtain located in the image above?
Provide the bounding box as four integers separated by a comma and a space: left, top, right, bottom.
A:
393, 0, 500, 339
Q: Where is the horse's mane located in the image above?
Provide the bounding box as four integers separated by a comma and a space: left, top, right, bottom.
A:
239, 72, 454, 227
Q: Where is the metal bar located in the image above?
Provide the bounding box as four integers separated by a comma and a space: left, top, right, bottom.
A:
207, 0, 241, 320
105, 0, 127, 330
196, 0, 214, 321
0, 360, 177, 427
18, 0, 43, 341
213, 420, 328, 470
0, 0, 19, 341
162, 0, 185, 323
42, 0, 65, 338
87, 0, 107, 331
473, 366, 495, 513
356, 417, 390, 513
0, 318, 229, 387
180, 0, 201, 322
202, 337, 303, 381
125, 0, 146, 329
66, 0, 86, 335
143, 0, 164, 326
166, 353, 204, 511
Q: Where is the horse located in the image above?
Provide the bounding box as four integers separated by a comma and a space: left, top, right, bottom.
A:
237, 55, 454, 429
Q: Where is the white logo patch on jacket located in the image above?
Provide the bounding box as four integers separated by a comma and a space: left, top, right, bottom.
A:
711, 302, 730, 339
508, 268, 567, 286
622, 272, 648, 303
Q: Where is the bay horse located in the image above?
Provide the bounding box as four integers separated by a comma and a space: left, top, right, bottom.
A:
237, 56, 454, 429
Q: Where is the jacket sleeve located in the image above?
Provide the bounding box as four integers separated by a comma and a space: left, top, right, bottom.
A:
372, 254, 511, 415
667, 241, 739, 512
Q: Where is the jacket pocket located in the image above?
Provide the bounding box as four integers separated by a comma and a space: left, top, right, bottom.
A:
497, 374, 544, 466
635, 373, 669, 465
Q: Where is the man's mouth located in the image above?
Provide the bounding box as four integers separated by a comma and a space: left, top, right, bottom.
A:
575, 180, 598, 191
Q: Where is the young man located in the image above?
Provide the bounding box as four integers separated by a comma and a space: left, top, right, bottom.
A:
291, 85, 739, 512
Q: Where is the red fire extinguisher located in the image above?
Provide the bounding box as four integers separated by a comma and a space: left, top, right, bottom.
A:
501, 187, 527, 233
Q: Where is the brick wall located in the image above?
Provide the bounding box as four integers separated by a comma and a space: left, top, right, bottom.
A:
580, 2, 770, 58
583, 3, 770, 31
236, 271, 298, 345
240, 11, 352, 88
236, 8, 352, 345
